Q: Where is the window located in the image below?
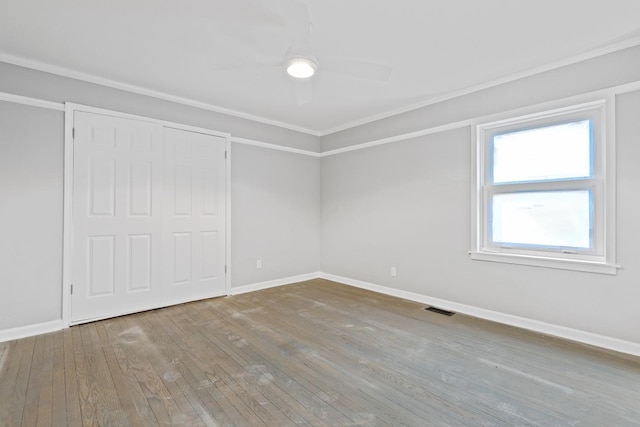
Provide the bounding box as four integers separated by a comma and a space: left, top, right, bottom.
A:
471, 100, 617, 274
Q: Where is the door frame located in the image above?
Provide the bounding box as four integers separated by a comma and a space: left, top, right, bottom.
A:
62, 103, 232, 326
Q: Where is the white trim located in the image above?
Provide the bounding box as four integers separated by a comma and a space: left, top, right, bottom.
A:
319, 80, 640, 157
604, 93, 617, 275
477, 99, 606, 129
318, 36, 640, 136
0, 91, 64, 111
469, 251, 620, 275
62, 104, 75, 326
229, 272, 322, 296
319, 273, 640, 358
0, 53, 321, 136
231, 136, 321, 157
0, 320, 65, 343
225, 136, 232, 296
320, 120, 473, 157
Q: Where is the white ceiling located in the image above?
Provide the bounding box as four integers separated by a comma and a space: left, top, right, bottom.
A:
1, 0, 640, 135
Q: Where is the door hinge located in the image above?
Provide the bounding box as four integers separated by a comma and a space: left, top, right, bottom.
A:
224, 150, 227, 159
72, 128, 75, 139
70, 284, 73, 295
225, 265, 227, 273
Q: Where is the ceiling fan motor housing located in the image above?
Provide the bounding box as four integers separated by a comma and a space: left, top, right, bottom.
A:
285, 52, 318, 78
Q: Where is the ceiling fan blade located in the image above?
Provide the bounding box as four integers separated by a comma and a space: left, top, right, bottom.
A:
281, 0, 311, 48
211, 60, 282, 72
323, 58, 393, 81
294, 79, 313, 104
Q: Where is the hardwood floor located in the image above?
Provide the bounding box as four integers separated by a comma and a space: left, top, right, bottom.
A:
1, 279, 639, 426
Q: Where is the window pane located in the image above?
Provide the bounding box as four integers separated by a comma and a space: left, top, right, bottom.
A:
492, 120, 592, 183
491, 190, 592, 249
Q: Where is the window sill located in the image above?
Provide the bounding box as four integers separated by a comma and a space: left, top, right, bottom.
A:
469, 251, 620, 275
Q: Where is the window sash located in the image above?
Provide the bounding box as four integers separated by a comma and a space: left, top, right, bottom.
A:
482, 178, 604, 260
482, 182, 602, 256
489, 118, 595, 185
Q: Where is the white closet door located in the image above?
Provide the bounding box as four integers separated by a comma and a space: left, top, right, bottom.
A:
71, 112, 227, 324
71, 112, 164, 322
162, 127, 227, 302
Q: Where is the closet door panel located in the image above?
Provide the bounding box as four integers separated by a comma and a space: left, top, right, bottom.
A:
71, 112, 164, 323
162, 127, 227, 303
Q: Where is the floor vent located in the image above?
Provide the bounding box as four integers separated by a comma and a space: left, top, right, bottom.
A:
425, 306, 455, 316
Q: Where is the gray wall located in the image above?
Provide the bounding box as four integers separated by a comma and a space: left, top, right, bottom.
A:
231, 144, 320, 287
321, 90, 640, 344
0, 102, 64, 330
0, 64, 321, 332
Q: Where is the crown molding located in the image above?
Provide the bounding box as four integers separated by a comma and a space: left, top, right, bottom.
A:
319, 79, 640, 157
318, 36, 640, 136
2, 35, 640, 138
0, 53, 322, 136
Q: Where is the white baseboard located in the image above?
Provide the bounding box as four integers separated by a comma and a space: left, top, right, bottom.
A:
229, 272, 321, 296
4, 273, 639, 359
0, 319, 65, 343
320, 273, 640, 358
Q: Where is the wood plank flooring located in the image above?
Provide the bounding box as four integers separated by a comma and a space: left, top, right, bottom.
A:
1, 279, 639, 426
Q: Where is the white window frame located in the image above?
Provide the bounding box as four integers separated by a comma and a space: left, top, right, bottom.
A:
470, 99, 618, 275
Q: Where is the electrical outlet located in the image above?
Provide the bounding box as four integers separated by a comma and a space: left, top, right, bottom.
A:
390, 266, 397, 277
257, 259, 263, 269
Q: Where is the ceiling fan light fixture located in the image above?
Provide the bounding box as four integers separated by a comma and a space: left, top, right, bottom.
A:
286, 56, 318, 79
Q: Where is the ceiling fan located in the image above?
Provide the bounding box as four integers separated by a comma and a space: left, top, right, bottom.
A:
216, 0, 393, 104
